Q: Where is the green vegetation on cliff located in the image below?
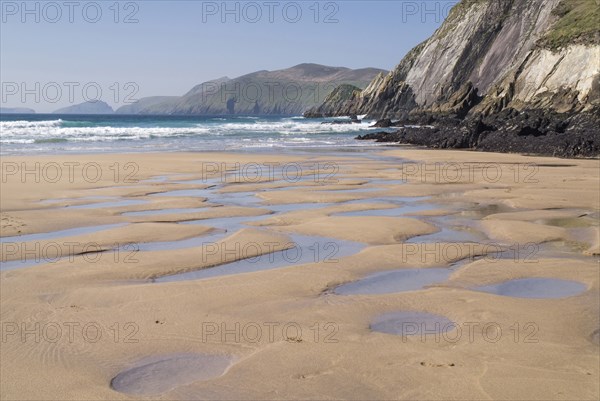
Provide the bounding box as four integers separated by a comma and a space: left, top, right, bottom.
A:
539, 0, 600, 50
303, 84, 362, 117
324, 84, 361, 103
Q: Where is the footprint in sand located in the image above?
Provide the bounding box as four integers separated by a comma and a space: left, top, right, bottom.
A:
0, 213, 26, 234
590, 329, 600, 346
420, 361, 456, 367
293, 370, 333, 380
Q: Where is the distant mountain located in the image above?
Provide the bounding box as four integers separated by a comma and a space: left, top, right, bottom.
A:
53, 101, 114, 114
181, 76, 231, 97
137, 77, 231, 115
126, 65, 386, 115
1, 107, 36, 114
115, 96, 180, 114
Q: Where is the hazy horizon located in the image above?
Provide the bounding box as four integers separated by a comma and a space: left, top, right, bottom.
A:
1, 1, 458, 112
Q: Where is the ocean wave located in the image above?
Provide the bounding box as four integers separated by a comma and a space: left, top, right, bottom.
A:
0, 116, 382, 153
34, 138, 69, 144
207, 120, 373, 135
0, 125, 213, 143
1, 118, 373, 142
1, 138, 36, 144
0, 119, 63, 129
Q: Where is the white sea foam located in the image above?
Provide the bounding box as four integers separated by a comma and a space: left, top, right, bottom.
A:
0, 117, 381, 153
1, 118, 373, 144
208, 120, 374, 135
0, 119, 63, 129
0, 124, 212, 143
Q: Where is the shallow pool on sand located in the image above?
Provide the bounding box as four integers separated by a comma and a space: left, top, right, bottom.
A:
474, 278, 587, 299
370, 311, 455, 336
334, 268, 450, 295
110, 353, 234, 396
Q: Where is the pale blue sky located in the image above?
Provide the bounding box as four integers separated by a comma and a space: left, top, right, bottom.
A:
1, 0, 458, 111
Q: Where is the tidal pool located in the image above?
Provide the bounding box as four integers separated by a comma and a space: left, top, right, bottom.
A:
336, 203, 438, 217
474, 278, 587, 299
111, 353, 234, 396
122, 207, 211, 217
155, 233, 364, 282
370, 311, 455, 336
68, 199, 148, 210
334, 268, 450, 295
0, 223, 126, 244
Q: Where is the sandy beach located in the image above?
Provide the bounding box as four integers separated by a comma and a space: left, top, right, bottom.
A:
1, 148, 598, 400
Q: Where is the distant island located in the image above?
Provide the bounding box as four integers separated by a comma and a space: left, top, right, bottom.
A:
1, 107, 36, 114
54, 100, 114, 115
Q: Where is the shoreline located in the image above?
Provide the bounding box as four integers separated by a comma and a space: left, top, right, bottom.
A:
351, 109, 600, 159
3, 143, 600, 161
3, 111, 599, 159
1, 148, 598, 400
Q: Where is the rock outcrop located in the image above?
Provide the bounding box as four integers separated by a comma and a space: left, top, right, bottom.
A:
356, 108, 600, 158
308, 0, 600, 157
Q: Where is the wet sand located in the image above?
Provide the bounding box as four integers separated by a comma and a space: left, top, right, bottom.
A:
1, 149, 598, 400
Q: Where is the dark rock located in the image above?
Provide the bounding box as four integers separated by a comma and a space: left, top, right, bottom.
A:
516, 126, 545, 137
356, 110, 600, 158
304, 111, 324, 118
466, 116, 495, 135
356, 131, 402, 142
321, 120, 353, 125
370, 118, 394, 128
350, 114, 361, 123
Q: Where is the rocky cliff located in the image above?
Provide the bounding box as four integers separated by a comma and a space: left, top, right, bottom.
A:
306, 0, 599, 157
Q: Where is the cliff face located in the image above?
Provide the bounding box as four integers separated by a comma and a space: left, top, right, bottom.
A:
308, 0, 599, 118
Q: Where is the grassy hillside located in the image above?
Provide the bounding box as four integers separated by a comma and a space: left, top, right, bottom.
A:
115, 96, 180, 114
539, 0, 600, 50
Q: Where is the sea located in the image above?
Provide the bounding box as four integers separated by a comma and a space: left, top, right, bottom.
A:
0, 114, 391, 156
